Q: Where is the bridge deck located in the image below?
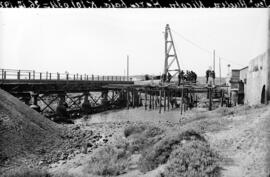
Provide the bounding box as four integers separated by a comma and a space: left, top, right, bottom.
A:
0, 69, 134, 93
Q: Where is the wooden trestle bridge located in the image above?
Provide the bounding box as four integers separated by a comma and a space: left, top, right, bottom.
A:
0, 68, 226, 121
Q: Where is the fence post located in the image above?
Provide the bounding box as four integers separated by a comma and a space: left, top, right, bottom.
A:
80, 75, 82, 80
4, 71, 6, 80
57, 73, 59, 80
49, 73, 51, 80
98, 75, 99, 81
29, 72, 31, 80
40, 73, 42, 80
33, 70, 35, 80
73, 74, 75, 80
66, 74, 69, 80
92, 74, 94, 80
87, 75, 88, 80
17, 70, 20, 80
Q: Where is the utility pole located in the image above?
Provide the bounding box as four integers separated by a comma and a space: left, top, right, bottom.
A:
219, 57, 221, 85
127, 55, 129, 81
213, 50, 215, 73
213, 50, 215, 86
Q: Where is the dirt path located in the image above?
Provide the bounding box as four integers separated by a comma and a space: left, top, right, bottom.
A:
206, 105, 270, 177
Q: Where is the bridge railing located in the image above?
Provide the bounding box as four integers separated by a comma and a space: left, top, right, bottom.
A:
0, 69, 132, 82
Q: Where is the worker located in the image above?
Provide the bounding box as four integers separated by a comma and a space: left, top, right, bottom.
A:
206, 66, 212, 84
211, 70, 215, 85
193, 71, 197, 83
167, 72, 172, 82
162, 73, 167, 82
206, 70, 210, 83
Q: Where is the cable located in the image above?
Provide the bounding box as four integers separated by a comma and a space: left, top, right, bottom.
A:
171, 29, 246, 68
172, 29, 212, 54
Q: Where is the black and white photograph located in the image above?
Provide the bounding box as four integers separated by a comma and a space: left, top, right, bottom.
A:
0, 7, 270, 177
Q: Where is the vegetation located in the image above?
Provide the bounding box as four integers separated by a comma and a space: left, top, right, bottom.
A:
84, 125, 165, 176
1, 168, 50, 177
163, 140, 220, 177
123, 124, 147, 137
124, 125, 164, 153
138, 129, 205, 173
1, 167, 76, 177
86, 145, 131, 176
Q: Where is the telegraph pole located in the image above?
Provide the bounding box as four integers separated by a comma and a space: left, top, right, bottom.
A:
213, 50, 215, 73
127, 55, 129, 81
213, 50, 215, 85
219, 57, 221, 85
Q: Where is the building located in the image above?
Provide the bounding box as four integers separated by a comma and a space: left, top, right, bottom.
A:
245, 49, 270, 105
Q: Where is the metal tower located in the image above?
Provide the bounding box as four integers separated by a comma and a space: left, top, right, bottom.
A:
163, 24, 181, 82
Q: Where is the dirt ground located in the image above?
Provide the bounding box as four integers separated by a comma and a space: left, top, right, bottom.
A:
46, 104, 270, 177
206, 105, 270, 177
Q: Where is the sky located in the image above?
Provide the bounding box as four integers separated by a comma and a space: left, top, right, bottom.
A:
0, 9, 268, 77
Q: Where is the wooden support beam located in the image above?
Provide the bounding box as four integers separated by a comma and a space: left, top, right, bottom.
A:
159, 89, 162, 114
126, 88, 129, 109
39, 95, 58, 113
66, 94, 82, 110
164, 89, 166, 112
209, 87, 212, 111
132, 88, 135, 108
149, 91, 152, 109
167, 91, 170, 110
181, 86, 184, 115
138, 91, 140, 107
89, 93, 102, 106
145, 88, 147, 110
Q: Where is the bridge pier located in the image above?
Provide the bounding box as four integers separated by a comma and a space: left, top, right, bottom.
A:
30, 92, 41, 112
56, 93, 68, 118
101, 91, 109, 106
82, 92, 91, 114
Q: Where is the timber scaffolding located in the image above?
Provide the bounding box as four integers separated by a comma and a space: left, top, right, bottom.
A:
104, 83, 227, 113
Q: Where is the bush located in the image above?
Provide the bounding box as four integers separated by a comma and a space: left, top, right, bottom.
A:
126, 125, 164, 153
138, 130, 205, 173
1, 168, 77, 177
123, 124, 147, 137
86, 145, 131, 176
163, 140, 220, 177
144, 126, 164, 138
1, 168, 50, 177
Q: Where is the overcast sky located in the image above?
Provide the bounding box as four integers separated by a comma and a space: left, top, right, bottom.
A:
0, 9, 268, 77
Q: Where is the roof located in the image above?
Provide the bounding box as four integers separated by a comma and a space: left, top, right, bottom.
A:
240, 66, 248, 71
